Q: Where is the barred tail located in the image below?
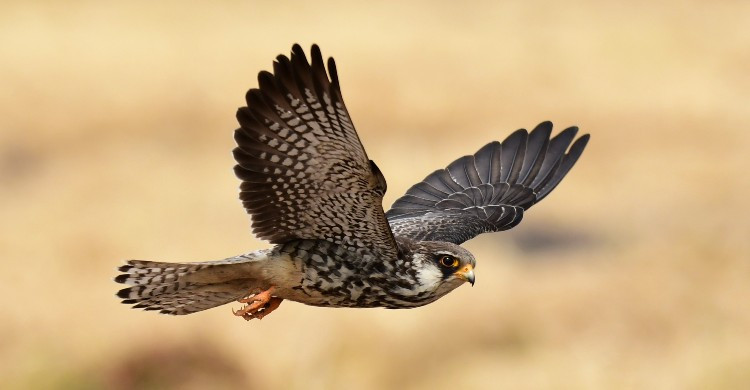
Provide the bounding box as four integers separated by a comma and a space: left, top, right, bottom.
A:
115, 252, 268, 315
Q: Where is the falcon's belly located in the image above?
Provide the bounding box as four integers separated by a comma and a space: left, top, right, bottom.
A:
259, 240, 454, 309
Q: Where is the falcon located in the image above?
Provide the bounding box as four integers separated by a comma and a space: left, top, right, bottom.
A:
116, 44, 589, 321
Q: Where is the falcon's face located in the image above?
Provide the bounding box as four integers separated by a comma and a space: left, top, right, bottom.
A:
410, 242, 476, 298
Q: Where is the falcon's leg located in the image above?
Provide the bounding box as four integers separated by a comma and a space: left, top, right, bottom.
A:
232, 287, 283, 321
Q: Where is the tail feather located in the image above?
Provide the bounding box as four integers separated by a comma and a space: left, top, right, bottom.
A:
115, 253, 267, 315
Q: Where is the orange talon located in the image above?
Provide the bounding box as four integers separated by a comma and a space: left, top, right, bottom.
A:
232, 287, 283, 321
253, 297, 283, 320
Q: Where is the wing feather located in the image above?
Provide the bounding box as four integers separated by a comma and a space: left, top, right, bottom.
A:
234, 44, 398, 257
386, 122, 589, 244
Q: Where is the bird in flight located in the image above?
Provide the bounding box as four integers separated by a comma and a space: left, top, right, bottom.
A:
116, 44, 589, 321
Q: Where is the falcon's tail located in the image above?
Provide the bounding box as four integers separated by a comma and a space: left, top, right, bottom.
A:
115, 251, 270, 315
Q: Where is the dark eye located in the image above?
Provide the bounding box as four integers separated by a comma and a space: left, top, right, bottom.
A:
439, 255, 459, 268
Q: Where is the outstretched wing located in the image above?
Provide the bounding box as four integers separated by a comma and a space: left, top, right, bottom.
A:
233, 44, 398, 258
385, 121, 589, 244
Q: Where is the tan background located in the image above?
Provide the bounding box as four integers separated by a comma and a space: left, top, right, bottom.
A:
2, 1, 749, 389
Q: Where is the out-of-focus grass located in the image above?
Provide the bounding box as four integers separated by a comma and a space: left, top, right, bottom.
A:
1, 1, 748, 389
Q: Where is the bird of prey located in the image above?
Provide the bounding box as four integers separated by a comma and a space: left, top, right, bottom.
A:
116, 44, 589, 321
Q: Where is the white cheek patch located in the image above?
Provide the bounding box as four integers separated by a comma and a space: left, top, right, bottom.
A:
415, 265, 443, 293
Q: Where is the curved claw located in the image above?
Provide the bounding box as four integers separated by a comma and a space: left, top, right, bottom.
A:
232, 287, 283, 321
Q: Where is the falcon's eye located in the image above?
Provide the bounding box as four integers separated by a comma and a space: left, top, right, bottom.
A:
438, 255, 459, 268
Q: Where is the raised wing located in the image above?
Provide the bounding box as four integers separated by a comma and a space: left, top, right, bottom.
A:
385, 121, 589, 244
233, 44, 398, 258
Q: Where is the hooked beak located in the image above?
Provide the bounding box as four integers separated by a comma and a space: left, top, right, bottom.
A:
454, 264, 475, 286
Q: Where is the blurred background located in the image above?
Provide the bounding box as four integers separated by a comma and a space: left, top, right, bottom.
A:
1, 1, 748, 389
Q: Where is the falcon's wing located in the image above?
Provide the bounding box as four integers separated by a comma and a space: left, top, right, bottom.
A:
385, 121, 589, 245
233, 44, 398, 258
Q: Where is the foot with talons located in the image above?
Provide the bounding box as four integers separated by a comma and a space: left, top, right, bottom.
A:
232, 287, 283, 321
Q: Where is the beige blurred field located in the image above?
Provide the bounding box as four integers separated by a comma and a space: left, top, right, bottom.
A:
1, 1, 749, 389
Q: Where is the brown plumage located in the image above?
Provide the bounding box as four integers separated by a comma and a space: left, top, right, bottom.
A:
115, 44, 589, 320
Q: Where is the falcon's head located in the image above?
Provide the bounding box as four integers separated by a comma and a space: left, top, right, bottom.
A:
405, 241, 476, 299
